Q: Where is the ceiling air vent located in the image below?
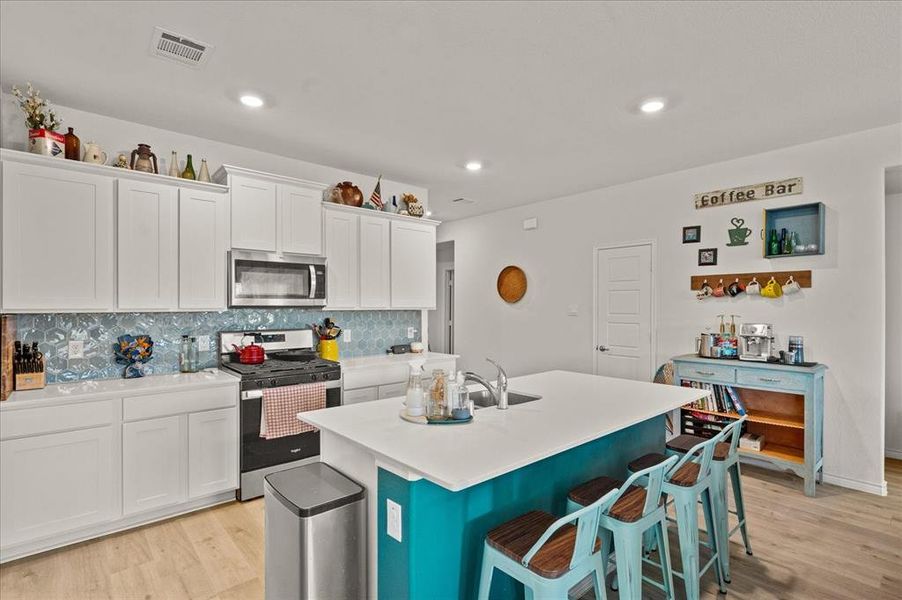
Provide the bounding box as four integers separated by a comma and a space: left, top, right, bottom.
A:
150, 26, 213, 68
451, 197, 476, 205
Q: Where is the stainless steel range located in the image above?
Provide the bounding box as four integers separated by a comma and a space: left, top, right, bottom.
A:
219, 329, 342, 501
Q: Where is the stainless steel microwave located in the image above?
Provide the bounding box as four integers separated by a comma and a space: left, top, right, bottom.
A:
229, 250, 327, 307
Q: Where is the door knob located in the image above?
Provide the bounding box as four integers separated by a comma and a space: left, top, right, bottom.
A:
597, 345, 609, 352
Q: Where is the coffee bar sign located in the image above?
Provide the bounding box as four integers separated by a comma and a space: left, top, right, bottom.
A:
694, 177, 803, 209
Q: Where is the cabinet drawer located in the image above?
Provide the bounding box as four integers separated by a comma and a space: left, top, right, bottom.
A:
0, 399, 118, 440
344, 364, 408, 390
124, 385, 236, 421
343, 387, 379, 405
676, 362, 736, 383
378, 382, 407, 400
736, 369, 809, 392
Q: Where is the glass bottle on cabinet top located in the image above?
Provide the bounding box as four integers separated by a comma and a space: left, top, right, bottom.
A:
181, 154, 196, 180
168, 151, 180, 177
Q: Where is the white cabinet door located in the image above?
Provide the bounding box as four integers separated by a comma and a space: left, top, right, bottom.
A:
230, 175, 277, 251
0, 426, 118, 546
122, 416, 185, 515
188, 408, 238, 499
117, 180, 178, 310
390, 220, 437, 309
278, 183, 323, 255
324, 210, 359, 308
179, 189, 228, 309
343, 386, 379, 405
1, 161, 114, 311
359, 215, 391, 309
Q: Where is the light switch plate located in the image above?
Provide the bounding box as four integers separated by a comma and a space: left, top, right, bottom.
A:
343, 329, 351, 343
196, 335, 211, 350
68, 340, 85, 359
387, 499, 402, 542
407, 327, 416, 339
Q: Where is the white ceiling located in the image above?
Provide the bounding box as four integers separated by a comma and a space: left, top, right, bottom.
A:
1, 1, 900, 220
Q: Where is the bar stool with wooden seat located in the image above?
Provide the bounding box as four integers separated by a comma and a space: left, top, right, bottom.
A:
665, 415, 752, 583
477, 487, 620, 600
565, 455, 678, 600
627, 432, 728, 600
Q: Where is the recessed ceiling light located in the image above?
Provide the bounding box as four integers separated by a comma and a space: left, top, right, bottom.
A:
240, 94, 264, 108
465, 161, 482, 172
639, 98, 666, 113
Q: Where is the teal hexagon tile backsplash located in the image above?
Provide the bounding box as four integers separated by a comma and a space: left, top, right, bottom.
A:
14, 309, 421, 383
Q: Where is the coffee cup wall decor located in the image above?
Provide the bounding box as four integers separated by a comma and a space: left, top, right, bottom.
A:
726, 217, 752, 246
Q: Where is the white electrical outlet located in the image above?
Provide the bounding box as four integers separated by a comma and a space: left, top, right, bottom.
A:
68, 340, 85, 359
407, 327, 416, 340
343, 329, 351, 343
196, 335, 211, 350
387, 499, 402, 542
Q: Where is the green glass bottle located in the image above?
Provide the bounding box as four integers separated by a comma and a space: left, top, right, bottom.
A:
181, 154, 196, 180
768, 229, 779, 256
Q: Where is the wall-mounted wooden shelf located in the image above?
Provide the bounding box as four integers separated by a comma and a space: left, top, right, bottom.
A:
690, 270, 812, 290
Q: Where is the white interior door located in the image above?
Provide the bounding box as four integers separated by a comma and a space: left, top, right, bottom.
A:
594, 243, 653, 380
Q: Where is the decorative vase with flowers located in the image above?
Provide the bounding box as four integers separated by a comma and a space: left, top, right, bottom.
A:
12, 82, 63, 157
113, 334, 154, 379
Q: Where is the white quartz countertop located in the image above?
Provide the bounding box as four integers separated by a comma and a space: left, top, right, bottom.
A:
339, 352, 458, 371
300, 370, 707, 491
2, 369, 240, 410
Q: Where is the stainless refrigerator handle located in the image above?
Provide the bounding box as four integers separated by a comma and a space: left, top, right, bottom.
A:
309, 265, 317, 298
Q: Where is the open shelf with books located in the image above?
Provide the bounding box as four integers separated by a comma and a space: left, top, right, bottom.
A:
672, 355, 826, 496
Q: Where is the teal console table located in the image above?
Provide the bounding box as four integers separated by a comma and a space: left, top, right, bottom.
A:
672, 354, 827, 497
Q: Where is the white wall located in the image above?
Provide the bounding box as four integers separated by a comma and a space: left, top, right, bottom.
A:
439, 124, 902, 494
0, 93, 428, 209
429, 242, 454, 354
886, 192, 902, 459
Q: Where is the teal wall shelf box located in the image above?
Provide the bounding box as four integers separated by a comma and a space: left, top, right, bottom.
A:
376, 416, 664, 600
763, 202, 826, 258
672, 355, 826, 496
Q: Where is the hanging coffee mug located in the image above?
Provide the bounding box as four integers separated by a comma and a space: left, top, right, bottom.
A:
727, 278, 744, 297
782, 275, 801, 295
696, 279, 714, 300
761, 276, 783, 298
746, 277, 760, 295
713, 279, 726, 297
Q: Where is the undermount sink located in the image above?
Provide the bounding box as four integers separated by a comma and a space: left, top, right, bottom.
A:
470, 389, 542, 409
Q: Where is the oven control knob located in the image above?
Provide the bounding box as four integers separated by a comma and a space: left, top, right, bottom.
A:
312, 373, 321, 381
269, 379, 277, 387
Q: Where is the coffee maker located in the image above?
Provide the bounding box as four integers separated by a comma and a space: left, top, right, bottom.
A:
739, 323, 774, 362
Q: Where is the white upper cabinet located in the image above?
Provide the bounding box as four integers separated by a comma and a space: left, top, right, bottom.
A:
324, 209, 359, 308
179, 189, 229, 310
279, 183, 323, 255
391, 220, 437, 309
1, 160, 115, 311
229, 174, 277, 251
117, 180, 178, 310
215, 166, 327, 256
358, 215, 391, 308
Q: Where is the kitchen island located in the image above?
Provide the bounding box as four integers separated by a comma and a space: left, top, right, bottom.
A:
300, 370, 706, 599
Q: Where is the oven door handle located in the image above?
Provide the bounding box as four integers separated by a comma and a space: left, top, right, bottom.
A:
241, 379, 342, 400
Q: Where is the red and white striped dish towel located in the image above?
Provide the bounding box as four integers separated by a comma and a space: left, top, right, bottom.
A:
260, 382, 326, 439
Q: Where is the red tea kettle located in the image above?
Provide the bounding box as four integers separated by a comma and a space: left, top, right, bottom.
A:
232, 334, 265, 365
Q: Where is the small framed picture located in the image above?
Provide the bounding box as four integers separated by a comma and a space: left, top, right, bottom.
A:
682, 225, 701, 244
698, 248, 718, 266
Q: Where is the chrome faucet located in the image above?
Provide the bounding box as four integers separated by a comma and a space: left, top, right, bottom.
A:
464, 358, 509, 409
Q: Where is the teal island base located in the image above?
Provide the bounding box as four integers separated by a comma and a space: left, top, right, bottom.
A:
377, 415, 665, 599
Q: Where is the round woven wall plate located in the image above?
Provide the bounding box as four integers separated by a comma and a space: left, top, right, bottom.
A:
497, 266, 527, 303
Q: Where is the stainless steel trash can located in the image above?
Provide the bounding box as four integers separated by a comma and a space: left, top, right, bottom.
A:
264, 463, 366, 600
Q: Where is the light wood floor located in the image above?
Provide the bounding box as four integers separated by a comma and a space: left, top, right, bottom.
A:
1, 460, 900, 599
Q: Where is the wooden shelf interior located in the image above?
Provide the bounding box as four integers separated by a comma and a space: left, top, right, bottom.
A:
689, 270, 811, 291
681, 385, 805, 462
763, 202, 825, 258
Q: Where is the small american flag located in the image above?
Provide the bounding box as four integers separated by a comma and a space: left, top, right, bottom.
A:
369, 175, 383, 209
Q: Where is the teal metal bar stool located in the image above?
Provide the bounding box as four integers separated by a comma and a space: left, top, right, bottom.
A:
627, 432, 728, 600
665, 415, 752, 583
477, 487, 619, 600
566, 455, 678, 600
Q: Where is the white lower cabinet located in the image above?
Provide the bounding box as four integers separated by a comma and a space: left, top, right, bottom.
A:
378, 381, 408, 400
343, 386, 379, 405
0, 426, 118, 547
188, 408, 238, 499
122, 416, 185, 515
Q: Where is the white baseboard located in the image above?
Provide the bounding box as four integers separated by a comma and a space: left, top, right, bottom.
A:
886, 448, 902, 460
822, 473, 888, 496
